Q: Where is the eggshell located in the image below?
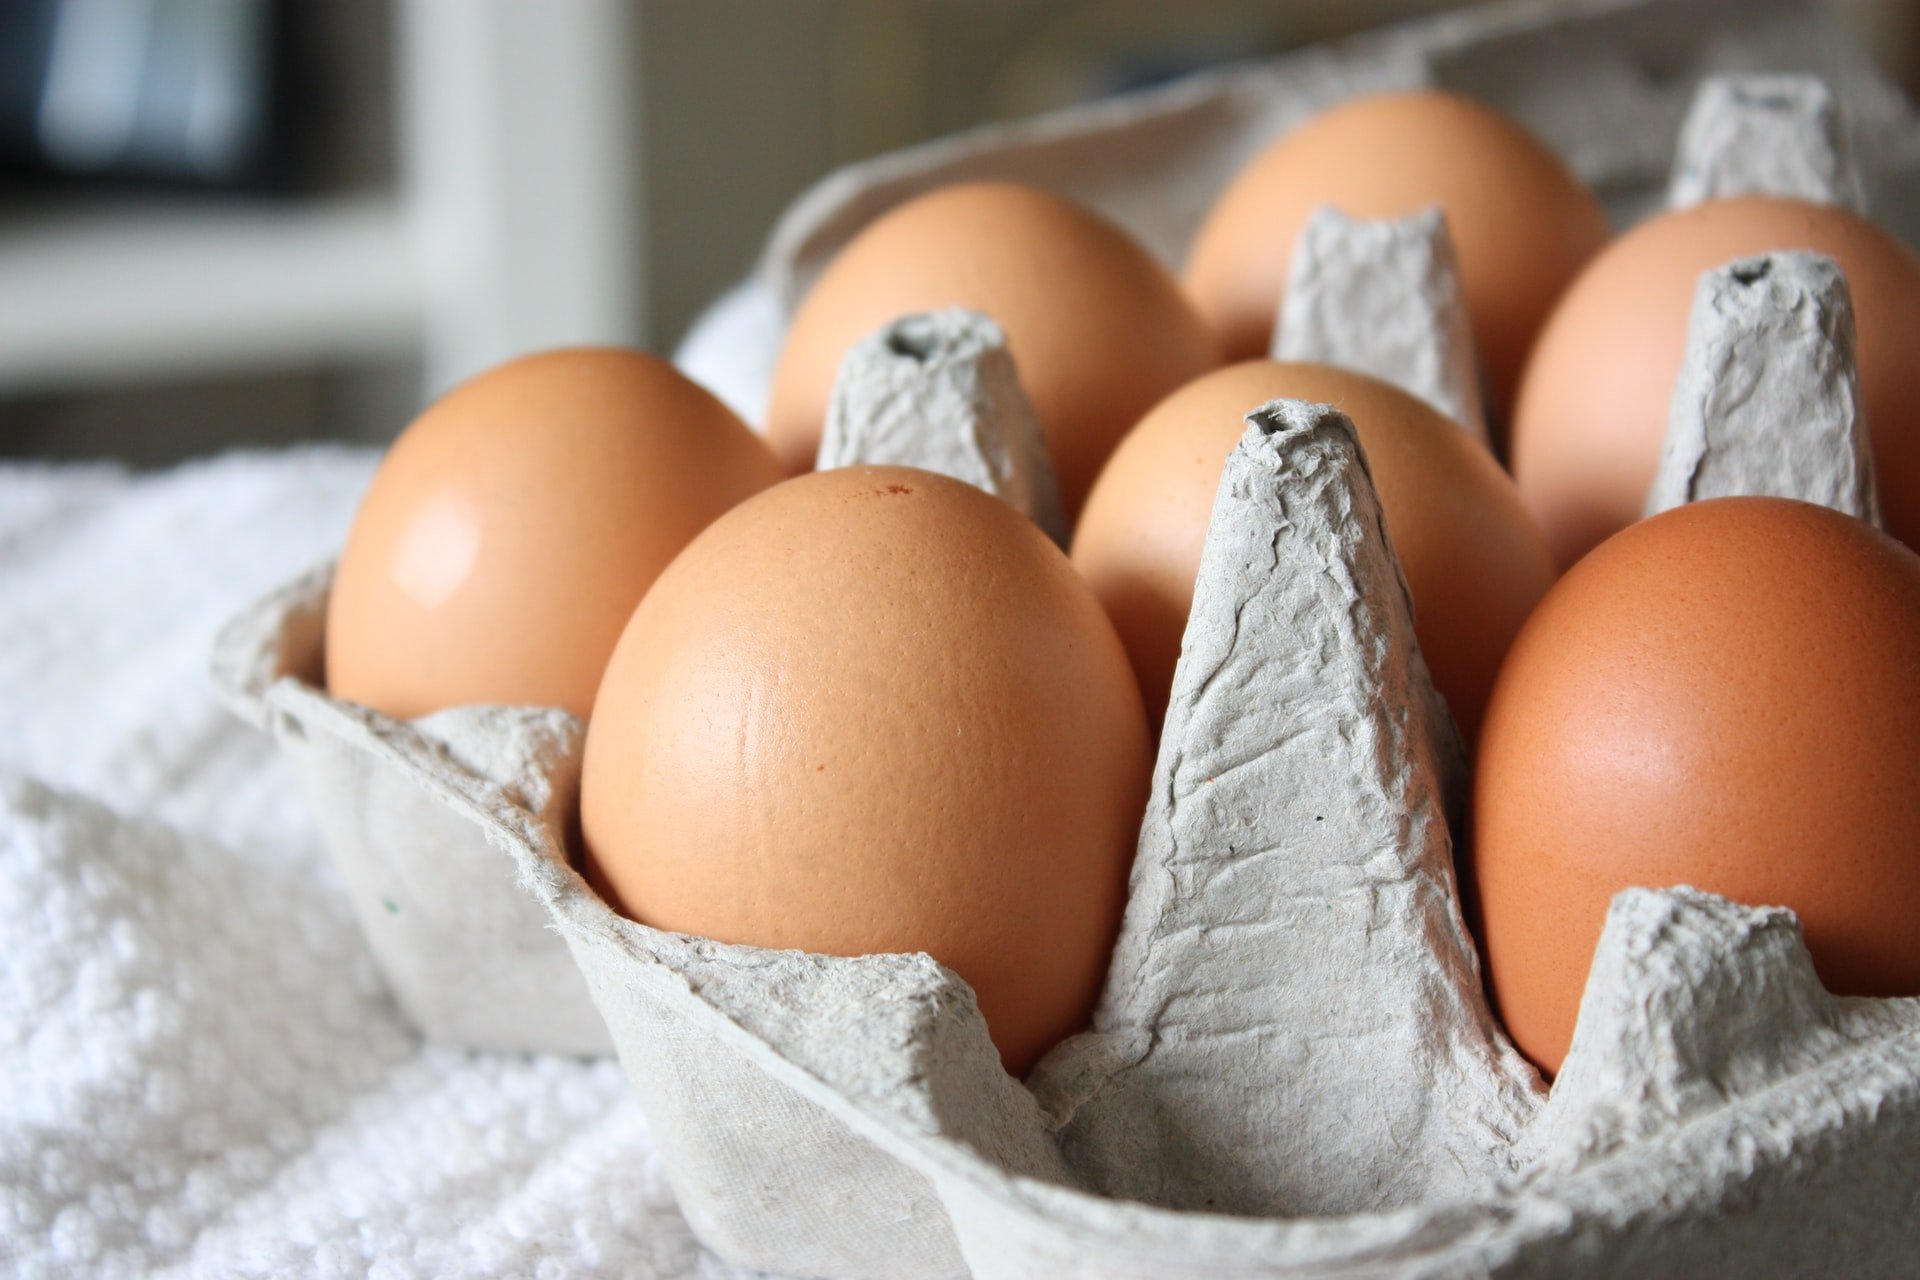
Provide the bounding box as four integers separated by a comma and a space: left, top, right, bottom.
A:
327, 349, 784, 721
1071, 361, 1555, 743
1182, 91, 1610, 423
580, 465, 1153, 1076
765, 182, 1218, 517
1472, 497, 1920, 1075
1511, 195, 1920, 568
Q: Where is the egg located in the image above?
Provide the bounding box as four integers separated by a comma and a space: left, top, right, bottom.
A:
1071, 361, 1555, 744
580, 465, 1153, 1076
765, 182, 1218, 517
1182, 90, 1611, 423
327, 348, 784, 721
1511, 196, 1920, 569
1472, 497, 1920, 1075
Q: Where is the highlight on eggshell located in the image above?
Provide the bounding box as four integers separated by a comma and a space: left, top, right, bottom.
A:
579, 464, 1154, 1077
1472, 496, 1920, 1075
1182, 89, 1611, 427
764, 181, 1219, 518
326, 348, 785, 722
1510, 194, 1920, 569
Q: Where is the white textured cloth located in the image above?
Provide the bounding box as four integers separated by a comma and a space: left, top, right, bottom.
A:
0, 449, 759, 1279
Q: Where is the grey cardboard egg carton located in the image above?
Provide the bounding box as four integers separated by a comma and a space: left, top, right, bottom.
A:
1278, 205, 1487, 442
820, 309, 1069, 547
210, 0, 1920, 1274
1644, 250, 1879, 523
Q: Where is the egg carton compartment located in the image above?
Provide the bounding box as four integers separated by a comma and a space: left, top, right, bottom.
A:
209, 569, 611, 1057
208, 0, 1920, 1272
205, 309, 1065, 1062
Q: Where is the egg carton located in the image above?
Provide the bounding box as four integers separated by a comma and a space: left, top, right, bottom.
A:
207, 0, 1910, 1069
495, 147, 1912, 1280
209, 0, 1920, 1274
520, 238, 1919, 1276
209, 575, 610, 1056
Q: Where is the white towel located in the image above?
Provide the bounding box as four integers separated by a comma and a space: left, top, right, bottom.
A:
0, 448, 760, 1279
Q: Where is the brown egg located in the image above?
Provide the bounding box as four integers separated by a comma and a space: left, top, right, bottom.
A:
765, 182, 1218, 517
1473, 497, 1920, 1075
1071, 361, 1555, 744
1182, 90, 1610, 423
580, 465, 1152, 1076
1511, 196, 1920, 569
327, 348, 784, 721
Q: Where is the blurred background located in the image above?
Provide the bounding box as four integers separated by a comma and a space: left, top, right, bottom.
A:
2, 0, 1914, 466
